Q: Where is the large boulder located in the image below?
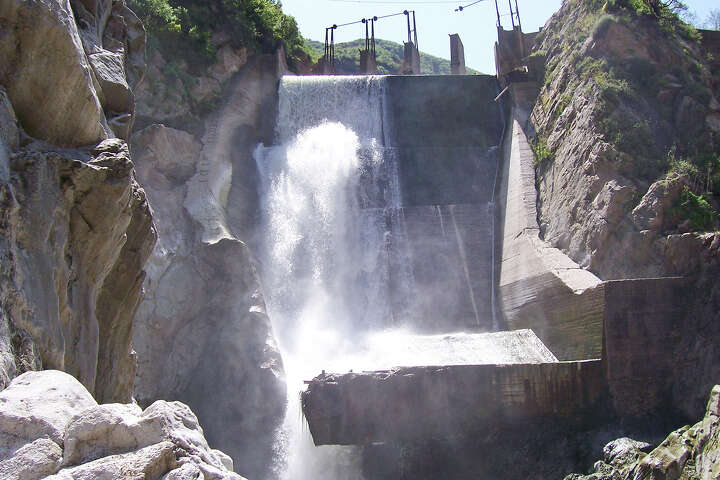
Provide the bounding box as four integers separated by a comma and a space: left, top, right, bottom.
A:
0, 370, 96, 456
0, 0, 145, 145
0, 370, 245, 480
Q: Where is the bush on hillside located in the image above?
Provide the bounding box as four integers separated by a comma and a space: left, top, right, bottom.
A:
128, 0, 309, 64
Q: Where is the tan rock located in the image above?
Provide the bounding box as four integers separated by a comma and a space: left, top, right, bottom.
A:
0, 0, 109, 146
191, 76, 222, 104
210, 46, 249, 83
0, 139, 156, 400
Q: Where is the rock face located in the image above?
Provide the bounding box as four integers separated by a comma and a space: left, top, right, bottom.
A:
131, 53, 287, 479
0, 0, 145, 145
527, 0, 720, 420
0, 86, 155, 401
0, 0, 155, 408
134, 37, 248, 131
530, 1, 718, 279
0, 370, 244, 480
566, 385, 720, 480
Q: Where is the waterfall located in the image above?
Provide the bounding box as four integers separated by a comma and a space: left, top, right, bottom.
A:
256, 76, 401, 480
255, 74, 502, 479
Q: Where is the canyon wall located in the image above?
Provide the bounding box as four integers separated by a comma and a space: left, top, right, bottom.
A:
0, 0, 248, 477
528, 0, 720, 420
130, 44, 289, 479
0, 0, 154, 403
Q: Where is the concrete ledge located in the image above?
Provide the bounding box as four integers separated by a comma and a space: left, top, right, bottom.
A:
497, 103, 603, 360
301, 360, 604, 445
602, 277, 690, 416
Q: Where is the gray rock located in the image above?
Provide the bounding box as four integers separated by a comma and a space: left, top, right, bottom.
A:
0, 438, 63, 480
88, 51, 132, 113
0, 371, 246, 480
0, 0, 108, 146
131, 54, 288, 478
0, 0, 145, 145
0, 370, 96, 456
0, 137, 156, 401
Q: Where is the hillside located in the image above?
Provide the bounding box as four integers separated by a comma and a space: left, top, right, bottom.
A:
305, 38, 482, 75
529, 0, 720, 416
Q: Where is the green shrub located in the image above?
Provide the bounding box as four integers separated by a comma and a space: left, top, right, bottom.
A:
674, 186, 717, 230
532, 136, 554, 166
556, 93, 572, 116
592, 14, 618, 36
128, 0, 309, 64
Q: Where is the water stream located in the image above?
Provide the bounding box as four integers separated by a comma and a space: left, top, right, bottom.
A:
256, 76, 400, 480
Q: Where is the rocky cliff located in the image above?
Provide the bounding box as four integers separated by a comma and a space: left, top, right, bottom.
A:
0, 0, 249, 476
0, 0, 155, 403
129, 34, 288, 480
528, 0, 720, 420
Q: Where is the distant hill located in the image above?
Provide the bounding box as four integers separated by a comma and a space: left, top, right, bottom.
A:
305, 38, 482, 75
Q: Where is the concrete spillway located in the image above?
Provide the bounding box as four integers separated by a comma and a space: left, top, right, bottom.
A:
259, 74, 664, 469
385, 75, 502, 331
257, 74, 508, 478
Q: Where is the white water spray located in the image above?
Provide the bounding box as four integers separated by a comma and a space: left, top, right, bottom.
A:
256, 75, 509, 480
257, 76, 396, 480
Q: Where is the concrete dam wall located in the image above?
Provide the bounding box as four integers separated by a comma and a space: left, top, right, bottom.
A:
384, 75, 502, 331
267, 73, 691, 456
295, 77, 693, 450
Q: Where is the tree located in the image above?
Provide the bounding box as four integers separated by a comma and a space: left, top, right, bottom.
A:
640, 0, 687, 17
706, 9, 720, 30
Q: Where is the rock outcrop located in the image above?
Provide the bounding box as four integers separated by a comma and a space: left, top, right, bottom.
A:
0, 370, 244, 480
530, 0, 719, 279
0, 0, 156, 407
131, 53, 288, 478
0, 85, 155, 401
527, 0, 720, 420
566, 385, 720, 480
0, 0, 145, 145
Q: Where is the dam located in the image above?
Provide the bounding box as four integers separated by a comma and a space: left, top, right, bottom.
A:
256, 73, 688, 477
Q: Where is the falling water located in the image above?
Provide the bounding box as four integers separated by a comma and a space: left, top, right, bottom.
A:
256, 76, 402, 480
256, 75, 505, 479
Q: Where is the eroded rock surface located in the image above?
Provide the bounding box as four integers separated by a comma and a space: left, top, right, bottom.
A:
0, 0, 145, 145
131, 54, 287, 478
0, 119, 155, 402
566, 385, 720, 480
0, 370, 244, 480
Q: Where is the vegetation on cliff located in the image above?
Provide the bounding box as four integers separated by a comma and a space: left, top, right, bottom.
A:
128, 0, 309, 63
304, 38, 481, 75
531, 0, 720, 233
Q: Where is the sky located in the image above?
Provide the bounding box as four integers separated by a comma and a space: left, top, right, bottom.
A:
279, 0, 719, 74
